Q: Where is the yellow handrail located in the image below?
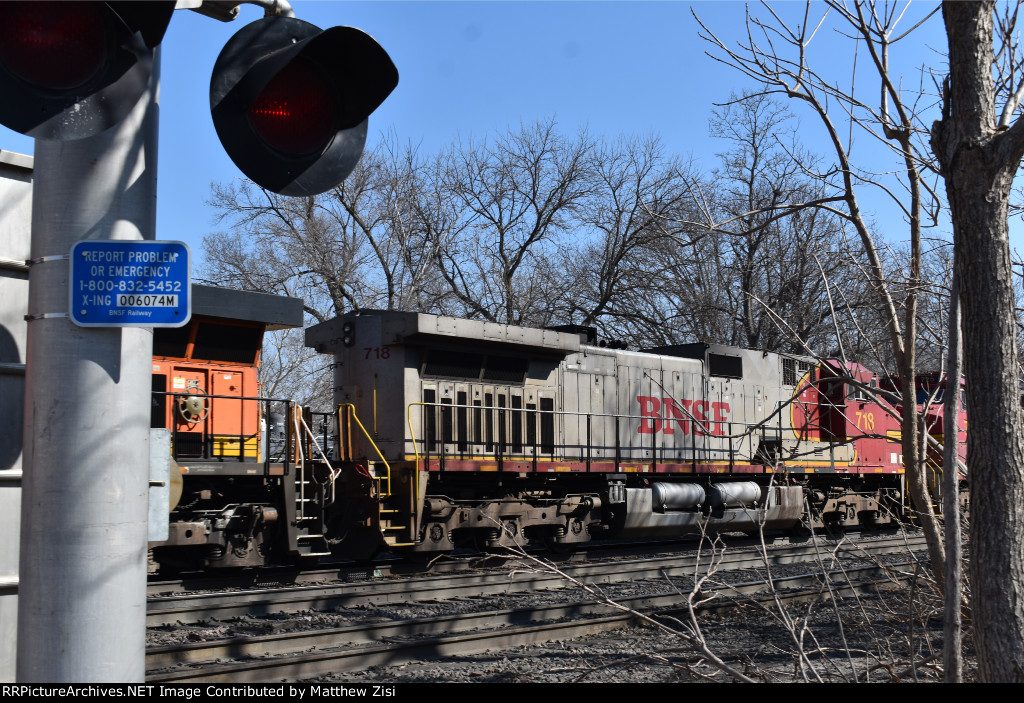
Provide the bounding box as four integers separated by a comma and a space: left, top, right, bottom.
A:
406, 401, 426, 466
338, 403, 394, 496
338, 403, 418, 547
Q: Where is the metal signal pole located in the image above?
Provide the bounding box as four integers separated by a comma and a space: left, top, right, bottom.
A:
16, 54, 160, 682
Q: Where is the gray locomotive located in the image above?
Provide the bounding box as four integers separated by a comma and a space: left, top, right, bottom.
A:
301, 310, 915, 560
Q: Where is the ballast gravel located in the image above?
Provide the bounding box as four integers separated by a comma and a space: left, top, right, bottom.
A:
148, 542, 974, 683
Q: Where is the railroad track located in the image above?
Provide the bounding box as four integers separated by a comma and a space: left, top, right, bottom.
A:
146, 534, 927, 681
146, 534, 773, 596
147, 533, 926, 626
147, 560, 921, 682
146, 529, 911, 597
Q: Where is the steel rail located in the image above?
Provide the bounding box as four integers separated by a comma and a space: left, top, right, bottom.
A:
146, 534, 926, 626
146, 562, 918, 682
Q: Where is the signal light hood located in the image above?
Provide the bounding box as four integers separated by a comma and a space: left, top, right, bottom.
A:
210, 16, 398, 196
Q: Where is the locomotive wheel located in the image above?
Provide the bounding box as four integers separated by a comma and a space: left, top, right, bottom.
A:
472, 528, 502, 552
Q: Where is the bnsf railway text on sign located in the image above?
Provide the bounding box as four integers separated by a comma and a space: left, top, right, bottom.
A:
70, 240, 191, 327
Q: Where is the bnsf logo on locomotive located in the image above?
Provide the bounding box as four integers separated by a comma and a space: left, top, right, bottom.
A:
636, 395, 731, 436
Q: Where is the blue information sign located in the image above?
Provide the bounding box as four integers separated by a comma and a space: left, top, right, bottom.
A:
69, 240, 191, 327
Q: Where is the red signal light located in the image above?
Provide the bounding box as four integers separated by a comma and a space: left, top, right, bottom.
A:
0, 2, 109, 91
211, 17, 398, 196
0, 1, 174, 141
248, 61, 335, 157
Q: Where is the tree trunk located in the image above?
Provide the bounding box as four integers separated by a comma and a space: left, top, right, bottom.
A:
932, 1, 1024, 681
949, 158, 1024, 681
943, 273, 963, 683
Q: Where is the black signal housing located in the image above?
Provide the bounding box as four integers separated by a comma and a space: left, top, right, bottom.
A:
0, 1, 174, 140
210, 16, 399, 197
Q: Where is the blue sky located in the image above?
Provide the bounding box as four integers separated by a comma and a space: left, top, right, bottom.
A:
2, 1, 969, 258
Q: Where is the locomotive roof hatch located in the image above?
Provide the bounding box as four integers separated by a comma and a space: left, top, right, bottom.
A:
643, 342, 745, 379
306, 310, 582, 358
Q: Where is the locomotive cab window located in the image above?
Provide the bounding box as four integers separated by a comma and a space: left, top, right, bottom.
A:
154, 319, 263, 364
153, 324, 192, 359
818, 379, 844, 398
192, 322, 263, 364
709, 353, 742, 379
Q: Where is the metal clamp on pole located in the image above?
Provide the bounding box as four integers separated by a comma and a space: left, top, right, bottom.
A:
24, 255, 71, 322
26, 254, 69, 266
24, 312, 69, 321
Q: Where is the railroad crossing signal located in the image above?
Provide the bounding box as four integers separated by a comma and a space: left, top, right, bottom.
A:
210, 16, 399, 196
0, 4, 399, 195
0, 1, 175, 140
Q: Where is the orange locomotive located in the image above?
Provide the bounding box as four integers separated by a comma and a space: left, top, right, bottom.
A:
149, 286, 309, 570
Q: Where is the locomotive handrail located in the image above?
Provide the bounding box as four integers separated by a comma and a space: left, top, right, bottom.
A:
338, 403, 395, 497
403, 397, 876, 472
405, 399, 784, 469
406, 401, 426, 467
156, 390, 295, 402
154, 390, 296, 470
292, 409, 338, 504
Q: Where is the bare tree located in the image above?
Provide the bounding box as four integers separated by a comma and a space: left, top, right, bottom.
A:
202, 139, 456, 416
556, 134, 697, 333
941, 270, 964, 682
203, 136, 451, 320
617, 93, 874, 360
931, 0, 1024, 682
713, 92, 811, 350
258, 327, 332, 410
611, 213, 734, 347
707, 93, 876, 355
911, 242, 953, 370
204, 171, 371, 321
338, 138, 458, 313
435, 118, 595, 325
696, 0, 947, 588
